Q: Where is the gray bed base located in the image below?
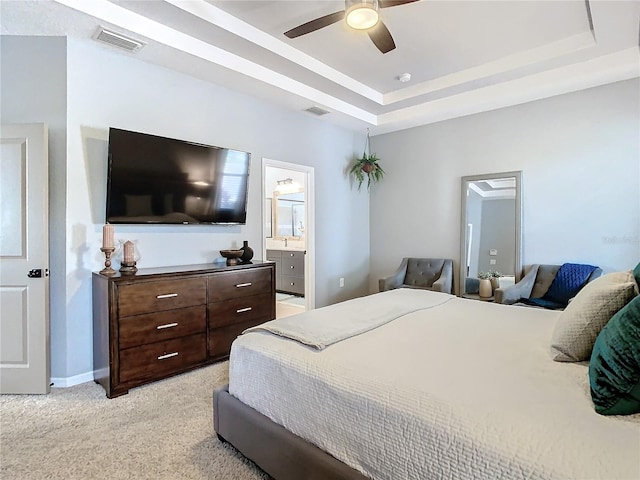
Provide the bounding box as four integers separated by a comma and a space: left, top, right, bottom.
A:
213, 385, 370, 480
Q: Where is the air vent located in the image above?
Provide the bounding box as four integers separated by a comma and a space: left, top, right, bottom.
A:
93, 27, 145, 53
304, 106, 329, 116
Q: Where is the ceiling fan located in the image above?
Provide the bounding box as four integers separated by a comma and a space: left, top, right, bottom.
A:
284, 0, 420, 54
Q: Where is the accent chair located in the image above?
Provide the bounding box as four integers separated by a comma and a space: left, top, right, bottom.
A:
495, 263, 602, 308
379, 258, 454, 294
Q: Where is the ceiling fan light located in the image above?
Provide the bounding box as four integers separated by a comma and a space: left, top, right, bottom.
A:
346, 5, 379, 30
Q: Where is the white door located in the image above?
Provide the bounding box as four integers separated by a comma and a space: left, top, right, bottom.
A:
0, 123, 50, 394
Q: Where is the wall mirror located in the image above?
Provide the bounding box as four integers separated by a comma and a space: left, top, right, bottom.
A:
459, 171, 522, 296
274, 190, 305, 238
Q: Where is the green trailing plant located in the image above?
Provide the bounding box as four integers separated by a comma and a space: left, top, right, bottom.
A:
350, 129, 385, 191
350, 152, 385, 191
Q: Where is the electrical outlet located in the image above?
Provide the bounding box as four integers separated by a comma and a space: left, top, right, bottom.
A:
490, 259, 496, 265
339, 277, 345, 287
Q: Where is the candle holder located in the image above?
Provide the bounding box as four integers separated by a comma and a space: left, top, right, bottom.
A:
119, 260, 138, 275
100, 247, 116, 275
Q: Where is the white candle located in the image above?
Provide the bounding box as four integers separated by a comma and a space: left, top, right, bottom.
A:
123, 240, 134, 263
102, 224, 114, 249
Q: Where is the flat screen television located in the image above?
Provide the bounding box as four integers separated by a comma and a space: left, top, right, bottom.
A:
106, 128, 250, 224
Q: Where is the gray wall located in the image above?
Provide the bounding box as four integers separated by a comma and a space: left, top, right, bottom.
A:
2, 36, 370, 383
1, 36, 68, 378
477, 199, 516, 275
370, 79, 640, 293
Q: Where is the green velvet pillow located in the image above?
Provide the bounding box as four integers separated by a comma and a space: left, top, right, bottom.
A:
589, 294, 640, 415
634, 262, 640, 288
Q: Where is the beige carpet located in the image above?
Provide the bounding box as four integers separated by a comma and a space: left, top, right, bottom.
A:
0, 361, 270, 480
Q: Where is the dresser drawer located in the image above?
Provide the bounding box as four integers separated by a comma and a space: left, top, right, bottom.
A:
119, 305, 206, 350
280, 274, 305, 295
208, 268, 272, 302
282, 251, 304, 273
208, 292, 274, 329
118, 277, 206, 317
119, 333, 207, 383
209, 319, 263, 360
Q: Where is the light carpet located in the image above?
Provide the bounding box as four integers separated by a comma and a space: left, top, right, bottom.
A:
0, 361, 270, 480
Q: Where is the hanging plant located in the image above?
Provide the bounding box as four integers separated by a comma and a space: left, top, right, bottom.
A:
349, 129, 385, 191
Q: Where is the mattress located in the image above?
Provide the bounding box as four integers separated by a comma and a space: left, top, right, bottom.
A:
229, 290, 640, 480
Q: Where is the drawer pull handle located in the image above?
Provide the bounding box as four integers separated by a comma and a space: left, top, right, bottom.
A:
236, 307, 252, 313
235, 282, 252, 288
290, 282, 295, 286
156, 322, 178, 330
290, 253, 294, 257
290, 266, 295, 269
156, 293, 178, 299
157, 352, 179, 360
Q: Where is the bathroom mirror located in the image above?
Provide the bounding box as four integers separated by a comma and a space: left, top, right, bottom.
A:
274, 190, 305, 239
459, 171, 522, 296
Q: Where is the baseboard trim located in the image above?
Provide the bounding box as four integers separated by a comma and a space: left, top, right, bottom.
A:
50, 371, 94, 388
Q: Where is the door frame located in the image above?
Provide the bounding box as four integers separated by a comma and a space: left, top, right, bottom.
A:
262, 158, 315, 311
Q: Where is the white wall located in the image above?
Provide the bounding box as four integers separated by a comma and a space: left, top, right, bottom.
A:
3, 36, 370, 382
369, 79, 640, 293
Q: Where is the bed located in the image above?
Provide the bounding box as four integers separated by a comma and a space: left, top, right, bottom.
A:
214, 288, 640, 480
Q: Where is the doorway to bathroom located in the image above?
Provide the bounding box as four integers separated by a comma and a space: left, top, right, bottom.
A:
262, 159, 315, 319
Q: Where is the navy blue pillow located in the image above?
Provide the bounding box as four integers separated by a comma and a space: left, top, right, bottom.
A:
589, 295, 640, 415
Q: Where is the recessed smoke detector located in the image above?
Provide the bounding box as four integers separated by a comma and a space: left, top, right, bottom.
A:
397, 72, 412, 83
93, 27, 145, 53
304, 106, 330, 116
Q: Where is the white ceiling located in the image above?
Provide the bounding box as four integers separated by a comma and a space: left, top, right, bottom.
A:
1, 0, 639, 135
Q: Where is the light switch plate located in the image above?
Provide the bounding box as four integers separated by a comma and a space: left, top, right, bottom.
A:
489, 249, 497, 256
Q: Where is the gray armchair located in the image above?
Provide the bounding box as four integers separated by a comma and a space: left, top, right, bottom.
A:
379, 258, 454, 294
495, 263, 602, 307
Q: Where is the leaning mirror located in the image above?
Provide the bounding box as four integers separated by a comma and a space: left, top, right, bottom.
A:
459, 171, 522, 297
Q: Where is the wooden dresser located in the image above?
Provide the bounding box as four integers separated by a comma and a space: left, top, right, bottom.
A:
92, 261, 275, 398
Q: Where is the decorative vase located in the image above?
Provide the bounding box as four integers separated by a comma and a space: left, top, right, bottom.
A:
490, 277, 500, 291
240, 240, 254, 263
479, 279, 493, 298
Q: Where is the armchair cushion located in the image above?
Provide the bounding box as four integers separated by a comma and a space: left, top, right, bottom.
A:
379, 258, 453, 294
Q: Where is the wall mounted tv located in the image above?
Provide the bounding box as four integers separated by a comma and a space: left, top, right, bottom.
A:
106, 128, 250, 224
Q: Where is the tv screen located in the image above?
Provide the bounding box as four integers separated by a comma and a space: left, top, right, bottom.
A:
106, 128, 250, 224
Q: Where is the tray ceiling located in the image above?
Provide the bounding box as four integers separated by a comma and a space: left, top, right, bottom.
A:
1, 0, 639, 134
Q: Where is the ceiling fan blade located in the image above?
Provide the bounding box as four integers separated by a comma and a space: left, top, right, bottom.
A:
284, 11, 345, 39
368, 21, 396, 54
380, 0, 421, 8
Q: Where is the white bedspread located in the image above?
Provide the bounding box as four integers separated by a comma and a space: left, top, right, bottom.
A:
229, 290, 640, 480
244, 288, 452, 349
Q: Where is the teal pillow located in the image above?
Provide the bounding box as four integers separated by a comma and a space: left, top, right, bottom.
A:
589, 295, 640, 415
634, 262, 640, 288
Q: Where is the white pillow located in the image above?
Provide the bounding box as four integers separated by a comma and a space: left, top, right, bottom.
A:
550, 271, 638, 362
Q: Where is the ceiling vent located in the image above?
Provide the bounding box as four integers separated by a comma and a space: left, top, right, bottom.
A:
304, 106, 329, 116
93, 27, 145, 53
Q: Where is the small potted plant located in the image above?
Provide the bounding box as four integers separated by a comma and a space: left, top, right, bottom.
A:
489, 270, 503, 290
350, 152, 385, 191
477, 271, 493, 298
